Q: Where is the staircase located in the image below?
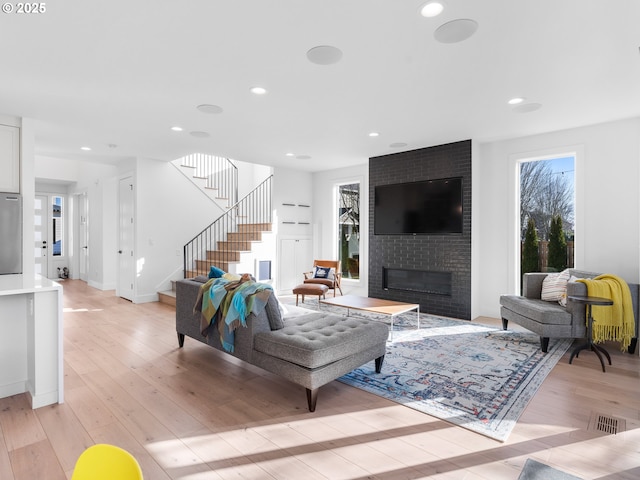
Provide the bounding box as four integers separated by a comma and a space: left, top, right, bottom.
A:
184, 175, 273, 279
158, 154, 273, 306
176, 153, 238, 207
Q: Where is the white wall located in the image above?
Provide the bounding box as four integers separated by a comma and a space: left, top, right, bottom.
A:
132, 158, 215, 301
235, 160, 272, 199
475, 117, 640, 319
272, 167, 314, 291
272, 167, 314, 238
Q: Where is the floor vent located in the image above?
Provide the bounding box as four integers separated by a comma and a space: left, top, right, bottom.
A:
588, 412, 626, 435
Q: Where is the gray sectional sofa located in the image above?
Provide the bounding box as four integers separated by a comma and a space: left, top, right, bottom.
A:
175, 276, 389, 411
500, 269, 639, 354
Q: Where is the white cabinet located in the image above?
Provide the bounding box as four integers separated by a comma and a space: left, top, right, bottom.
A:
278, 238, 312, 293
0, 124, 20, 193
0, 275, 63, 408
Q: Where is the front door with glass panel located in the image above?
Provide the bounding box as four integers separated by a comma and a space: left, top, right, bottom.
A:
35, 194, 67, 279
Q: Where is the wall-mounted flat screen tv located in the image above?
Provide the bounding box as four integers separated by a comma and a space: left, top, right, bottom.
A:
374, 177, 463, 235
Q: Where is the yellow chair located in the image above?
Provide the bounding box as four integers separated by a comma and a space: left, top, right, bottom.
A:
72, 444, 143, 480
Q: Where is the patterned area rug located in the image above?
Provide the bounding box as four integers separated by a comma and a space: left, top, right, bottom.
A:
289, 299, 572, 442
518, 458, 583, 479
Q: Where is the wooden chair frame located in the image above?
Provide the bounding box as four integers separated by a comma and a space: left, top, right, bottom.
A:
303, 259, 343, 297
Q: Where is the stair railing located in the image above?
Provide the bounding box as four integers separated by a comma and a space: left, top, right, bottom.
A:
179, 153, 238, 206
183, 175, 273, 278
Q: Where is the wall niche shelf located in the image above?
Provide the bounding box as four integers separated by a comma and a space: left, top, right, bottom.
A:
281, 202, 312, 228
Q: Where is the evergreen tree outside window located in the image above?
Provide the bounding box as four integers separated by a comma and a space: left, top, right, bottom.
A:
548, 214, 568, 271
522, 218, 539, 277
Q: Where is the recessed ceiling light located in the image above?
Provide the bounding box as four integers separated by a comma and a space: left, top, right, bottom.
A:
296, 154, 312, 160
189, 131, 210, 138
285, 152, 295, 157
197, 104, 224, 114
434, 19, 478, 44
512, 103, 542, 114
80, 146, 91, 151
508, 97, 525, 105
250, 87, 267, 95
420, 1, 444, 18
306, 45, 343, 65
369, 132, 380, 137
390, 142, 408, 148
171, 126, 183, 132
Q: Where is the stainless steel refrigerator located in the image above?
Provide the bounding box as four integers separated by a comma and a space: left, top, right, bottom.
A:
0, 193, 22, 274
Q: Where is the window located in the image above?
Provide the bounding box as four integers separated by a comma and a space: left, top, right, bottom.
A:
520, 155, 575, 278
337, 182, 360, 279
52, 196, 63, 256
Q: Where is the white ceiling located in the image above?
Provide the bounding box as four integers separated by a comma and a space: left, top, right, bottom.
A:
2, 0, 639, 172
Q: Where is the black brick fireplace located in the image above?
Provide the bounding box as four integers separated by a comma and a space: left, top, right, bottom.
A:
369, 140, 472, 319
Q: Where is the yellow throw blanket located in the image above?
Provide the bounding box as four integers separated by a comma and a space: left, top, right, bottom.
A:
576, 274, 635, 350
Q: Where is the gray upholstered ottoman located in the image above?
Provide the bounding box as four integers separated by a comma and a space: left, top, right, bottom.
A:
251, 312, 389, 411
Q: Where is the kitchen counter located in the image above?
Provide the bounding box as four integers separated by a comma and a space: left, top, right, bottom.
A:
0, 274, 63, 408
0, 274, 62, 295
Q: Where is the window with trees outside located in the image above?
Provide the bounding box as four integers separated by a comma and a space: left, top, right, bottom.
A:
520, 156, 575, 282
337, 182, 360, 280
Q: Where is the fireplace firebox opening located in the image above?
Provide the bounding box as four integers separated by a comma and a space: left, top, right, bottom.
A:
383, 267, 452, 296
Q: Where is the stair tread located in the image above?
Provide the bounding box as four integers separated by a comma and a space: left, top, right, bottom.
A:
158, 290, 176, 307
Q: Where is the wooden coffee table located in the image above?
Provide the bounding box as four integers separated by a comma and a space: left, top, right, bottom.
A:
320, 295, 419, 340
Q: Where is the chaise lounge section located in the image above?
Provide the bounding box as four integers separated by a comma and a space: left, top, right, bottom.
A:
175, 276, 389, 411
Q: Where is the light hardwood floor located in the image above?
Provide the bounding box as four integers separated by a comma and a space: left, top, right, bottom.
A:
1, 279, 639, 479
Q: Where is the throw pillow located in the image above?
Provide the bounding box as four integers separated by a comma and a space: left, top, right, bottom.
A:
313, 266, 335, 281
541, 269, 571, 303
558, 275, 580, 307
208, 265, 226, 279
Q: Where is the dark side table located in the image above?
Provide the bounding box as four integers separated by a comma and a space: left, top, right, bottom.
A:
568, 295, 613, 372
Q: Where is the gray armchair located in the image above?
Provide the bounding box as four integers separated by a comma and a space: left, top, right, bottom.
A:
500, 269, 639, 354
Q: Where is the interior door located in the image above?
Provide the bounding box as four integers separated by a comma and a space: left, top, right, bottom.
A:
78, 192, 89, 281
34, 195, 48, 277
118, 177, 135, 301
